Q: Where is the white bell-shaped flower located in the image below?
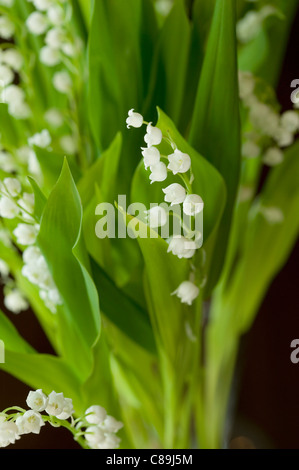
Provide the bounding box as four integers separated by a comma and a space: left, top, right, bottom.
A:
280, 110, 299, 134
242, 140, 260, 159
0, 0, 15, 7
47, 5, 65, 25
0, 197, 19, 219
85, 405, 107, 425
28, 129, 51, 148
45, 391, 65, 417
0, 420, 20, 448
2, 49, 23, 72
44, 108, 64, 128
13, 223, 39, 246
162, 183, 186, 206
4, 289, 29, 314
167, 235, 197, 259
3, 178, 21, 197
263, 147, 284, 166
26, 389, 48, 412
53, 70, 72, 94
31, 0, 53, 11
40, 46, 61, 66
126, 109, 143, 129
15, 411, 45, 435
149, 162, 167, 183
183, 194, 204, 216
172, 281, 200, 306
0, 65, 14, 87
0, 16, 15, 39
236, 11, 262, 44
26, 11, 49, 35
168, 149, 191, 174
144, 123, 162, 147
146, 206, 168, 228
141, 146, 160, 169
101, 415, 123, 433
56, 398, 74, 420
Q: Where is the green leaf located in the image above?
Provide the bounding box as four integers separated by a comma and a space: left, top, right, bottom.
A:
80, 330, 119, 416
37, 160, 100, 376
0, 352, 83, 413
28, 177, 47, 221
0, 105, 21, 149
188, 0, 241, 293
91, 260, 156, 355
144, 0, 191, 127
88, 0, 144, 150
78, 133, 122, 207
0, 310, 34, 354
35, 148, 81, 195
116, 205, 191, 361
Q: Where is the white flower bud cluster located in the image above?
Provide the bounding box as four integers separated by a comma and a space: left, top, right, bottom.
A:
126, 109, 205, 307
0, 177, 61, 313
0, 253, 29, 316
82, 405, 123, 449
238, 71, 299, 172
0, 14, 31, 121
237, 5, 280, 44
22, 246, 62, 313
4, 288, 29, 314
25, 0, 81, 95
0, 392, 124, 449
0, 389, 74, 448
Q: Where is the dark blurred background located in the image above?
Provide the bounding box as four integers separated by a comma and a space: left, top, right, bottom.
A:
0, 5, 299, 450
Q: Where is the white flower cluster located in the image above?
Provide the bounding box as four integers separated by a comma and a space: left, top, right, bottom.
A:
0, 177, 61, 313
82, 405, 123, 450
0, 389, 74, 448
238, 72, 289, 221
237, 4, 280, 44
0, 9, 31, 120
22, 246, 62, 313
0, 392, 123, 449
26, 0, 80, 95
126, 109, 204, 307
239, 71, 299, 165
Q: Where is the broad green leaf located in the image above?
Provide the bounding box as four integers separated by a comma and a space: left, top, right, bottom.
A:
117, 206, 190, 361
0, 310, 34, 354
28, 177, 47, 221
91, 260, 156, 355
179, 0, 210, 134
35, 148, 81, 195
80, 331, 121, 423
0, 105, 21, 149
0, 352, 83, 413
37, 160, 100, 377
144, 0, 191, 127
78, 133, 122, 206
189, 0, 241, 293
88, 0, 144, 150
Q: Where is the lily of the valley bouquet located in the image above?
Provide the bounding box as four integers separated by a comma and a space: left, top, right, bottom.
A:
0, 0, 298, 450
